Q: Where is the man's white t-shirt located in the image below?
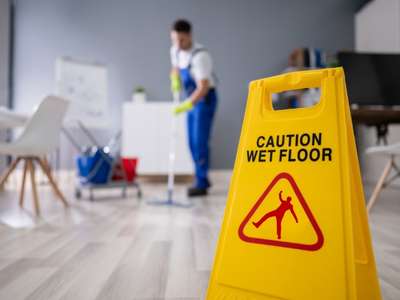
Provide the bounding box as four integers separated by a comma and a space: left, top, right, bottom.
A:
170, 43, 216, 87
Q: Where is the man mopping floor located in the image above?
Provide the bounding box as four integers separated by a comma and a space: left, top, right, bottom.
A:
170, 19, 218, 197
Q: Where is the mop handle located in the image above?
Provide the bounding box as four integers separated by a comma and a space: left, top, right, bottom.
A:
167, 91, 180, 192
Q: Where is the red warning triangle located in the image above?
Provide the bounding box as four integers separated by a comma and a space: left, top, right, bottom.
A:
238, 172, 324, 251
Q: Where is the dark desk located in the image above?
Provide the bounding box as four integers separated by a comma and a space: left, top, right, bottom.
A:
351, 107, 400, 144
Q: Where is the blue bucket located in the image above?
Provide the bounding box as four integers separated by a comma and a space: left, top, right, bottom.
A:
76, 149, 113, 184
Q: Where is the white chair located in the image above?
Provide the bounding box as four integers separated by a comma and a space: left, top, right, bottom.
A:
0, 96, 70, 215
366, 142, 400, 212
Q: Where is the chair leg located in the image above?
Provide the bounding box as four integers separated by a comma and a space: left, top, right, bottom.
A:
39, 156, 51, 184
36, 158, 68, 207
19, 160, 28, 207
27, 159, 40, 216
367, 157, 393, 213
0, 157, 21, 189
42, 157, 52, 175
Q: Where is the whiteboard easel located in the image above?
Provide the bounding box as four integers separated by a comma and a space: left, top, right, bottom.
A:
55, 57, 109, 128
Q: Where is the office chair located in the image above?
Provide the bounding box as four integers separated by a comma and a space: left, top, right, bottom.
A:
0, 96, 70, 215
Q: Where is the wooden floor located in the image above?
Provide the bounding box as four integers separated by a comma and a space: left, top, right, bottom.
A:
0, 170, 398, 300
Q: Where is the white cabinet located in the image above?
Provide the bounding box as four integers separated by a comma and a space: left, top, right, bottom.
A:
122, 102, 193, 175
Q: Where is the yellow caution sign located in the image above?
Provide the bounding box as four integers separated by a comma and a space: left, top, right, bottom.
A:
206, 68, 381, 300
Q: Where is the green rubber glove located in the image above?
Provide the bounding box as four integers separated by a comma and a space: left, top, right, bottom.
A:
170, 72, 181, 93
174, 99, 194, 115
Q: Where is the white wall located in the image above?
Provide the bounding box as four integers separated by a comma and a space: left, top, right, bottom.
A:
356, 0, 400, 52
355, 0, 400, 186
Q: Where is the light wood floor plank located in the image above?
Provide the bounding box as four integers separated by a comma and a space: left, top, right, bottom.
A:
0, 258, 43, 290
26, 243, 106, 300
0, 267, 56, 300
60, 239, 132, 300
165, 227, 209, 299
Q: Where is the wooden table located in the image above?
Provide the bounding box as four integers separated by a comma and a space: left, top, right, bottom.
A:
351, 106, 400, 144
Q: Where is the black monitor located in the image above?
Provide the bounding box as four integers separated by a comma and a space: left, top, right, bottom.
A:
338, 52, 400, 106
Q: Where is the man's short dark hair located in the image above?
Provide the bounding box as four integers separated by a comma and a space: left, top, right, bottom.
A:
172, 19, 192, 33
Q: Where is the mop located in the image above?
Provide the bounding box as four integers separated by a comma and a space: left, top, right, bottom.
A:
147, 90, 192, 207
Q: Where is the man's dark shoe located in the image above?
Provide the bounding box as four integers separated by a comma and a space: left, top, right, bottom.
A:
187, 187, 208, 197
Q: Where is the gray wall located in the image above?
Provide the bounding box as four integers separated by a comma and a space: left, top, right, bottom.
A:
0, 0, 10, 109
0, 0, 10, 170
13, 0, 357, 169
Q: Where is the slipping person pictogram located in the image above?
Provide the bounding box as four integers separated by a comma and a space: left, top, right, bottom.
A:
252, 191, 298, 239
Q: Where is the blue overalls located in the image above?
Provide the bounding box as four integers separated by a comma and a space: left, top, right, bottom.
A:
179, 49, 218, 189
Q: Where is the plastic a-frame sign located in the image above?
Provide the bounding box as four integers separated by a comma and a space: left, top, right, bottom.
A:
206, 68, 381, 300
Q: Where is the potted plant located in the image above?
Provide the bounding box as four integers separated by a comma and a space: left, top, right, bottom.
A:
132, 86, 147, 103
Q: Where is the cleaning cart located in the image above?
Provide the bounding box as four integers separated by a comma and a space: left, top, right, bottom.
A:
63, 122, 142, 201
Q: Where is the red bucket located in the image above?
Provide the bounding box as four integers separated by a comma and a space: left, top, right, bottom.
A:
121, 157, 138, 182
